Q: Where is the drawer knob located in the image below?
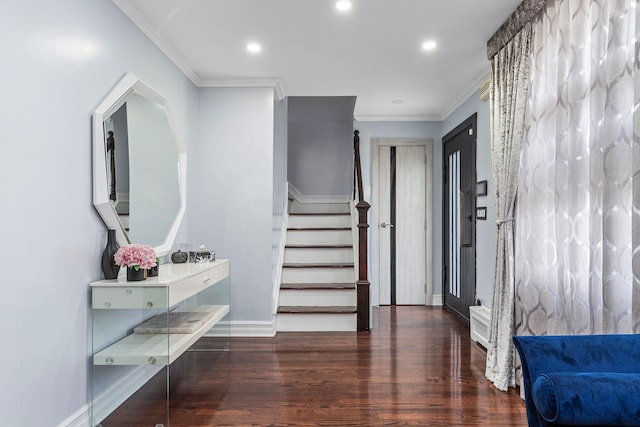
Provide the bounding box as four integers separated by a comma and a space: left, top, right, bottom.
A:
104, 302, 111, 308
147, 301, 154, 308
126, 289, 132, 295
148, 356, 156, 364
105, 357, 114, 365
202, 277, 211, 283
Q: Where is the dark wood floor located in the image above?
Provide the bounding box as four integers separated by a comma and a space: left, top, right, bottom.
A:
101, 307, 527, 426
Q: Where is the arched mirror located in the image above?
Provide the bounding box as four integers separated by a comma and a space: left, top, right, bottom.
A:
93, 73, 186, 256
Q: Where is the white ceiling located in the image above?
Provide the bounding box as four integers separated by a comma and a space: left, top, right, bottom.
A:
114, 0, 521, 120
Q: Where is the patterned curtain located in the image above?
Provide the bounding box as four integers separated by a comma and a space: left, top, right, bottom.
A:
634, 0, 640, 333
485, 24, 533, 392
516, 0, 640, 338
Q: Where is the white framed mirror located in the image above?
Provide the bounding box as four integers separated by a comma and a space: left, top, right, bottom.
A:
93, 73, 187, 256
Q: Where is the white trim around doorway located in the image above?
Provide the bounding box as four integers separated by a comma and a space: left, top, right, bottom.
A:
371, 138, 436, 308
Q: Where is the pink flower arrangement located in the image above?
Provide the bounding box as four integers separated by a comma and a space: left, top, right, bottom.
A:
114, 244, 157, 270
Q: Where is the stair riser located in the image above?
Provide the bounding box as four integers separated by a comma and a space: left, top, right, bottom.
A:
288, 215, 351, 228
286, 230, 352, 245
279, 289, 356, 306
281, 268, 355, 283
276, 313, 356, 332
289, 203, 350, 214
284, 248, 353, 264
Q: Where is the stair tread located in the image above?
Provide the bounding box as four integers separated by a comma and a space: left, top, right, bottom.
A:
288, 227, 351, 231
289, 212, 350, 216
283, 263, 354, 268
277, 306, 357, 314
280, 282, 356, 290
285, 244, 352, 249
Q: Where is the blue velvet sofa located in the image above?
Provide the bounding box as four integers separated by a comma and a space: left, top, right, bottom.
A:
513, 334, 640, 427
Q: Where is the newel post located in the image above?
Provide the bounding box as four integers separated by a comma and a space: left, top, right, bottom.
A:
353, 129, 370, 331
356, 200, 371, 331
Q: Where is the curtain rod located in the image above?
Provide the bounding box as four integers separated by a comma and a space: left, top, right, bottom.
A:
487, 0, 547, 59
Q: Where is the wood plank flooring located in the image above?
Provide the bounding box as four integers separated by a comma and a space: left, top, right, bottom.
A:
100, 307, 527, 426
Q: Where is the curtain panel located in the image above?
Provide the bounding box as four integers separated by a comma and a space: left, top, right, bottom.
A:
487, 0, 547, 59
485, 24, 533, 392
516, 0, 640, 337
634, 0, 640, 333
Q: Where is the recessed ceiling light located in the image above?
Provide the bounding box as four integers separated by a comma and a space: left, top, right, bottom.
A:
336, 1, 352, 11
247, 42, 262, 53
422, 40, 437, 51
392, 100, 403, 104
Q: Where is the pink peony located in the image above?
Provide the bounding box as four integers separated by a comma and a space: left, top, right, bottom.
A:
113, 244, 157, 270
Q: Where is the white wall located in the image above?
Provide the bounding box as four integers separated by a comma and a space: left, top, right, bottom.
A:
354, 121, 444, 307
189, 88, 275, 324
0, 1, 198, 425
442, 90, 496, 308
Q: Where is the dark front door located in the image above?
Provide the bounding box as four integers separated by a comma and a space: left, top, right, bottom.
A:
442, 114, 477, 320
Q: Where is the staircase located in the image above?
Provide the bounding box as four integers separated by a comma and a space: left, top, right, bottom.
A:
276, 202, 357, 331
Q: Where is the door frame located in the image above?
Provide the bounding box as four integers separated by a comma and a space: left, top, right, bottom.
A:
371, 138, 434, 307
442, 114, 477, 320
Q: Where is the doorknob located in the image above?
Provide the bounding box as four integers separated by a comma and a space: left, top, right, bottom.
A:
380, 222, 395, 228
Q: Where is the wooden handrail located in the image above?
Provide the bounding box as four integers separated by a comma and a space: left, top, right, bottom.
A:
353, 130, 370, 331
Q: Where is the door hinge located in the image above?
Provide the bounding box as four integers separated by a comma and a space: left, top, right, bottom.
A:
468, 128, 473, 136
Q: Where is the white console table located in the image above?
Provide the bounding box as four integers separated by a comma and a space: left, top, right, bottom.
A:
90, 260, 230, 426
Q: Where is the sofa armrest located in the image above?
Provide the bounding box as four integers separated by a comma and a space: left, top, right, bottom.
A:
513, 335, 640, 427
532, 372, 640, 426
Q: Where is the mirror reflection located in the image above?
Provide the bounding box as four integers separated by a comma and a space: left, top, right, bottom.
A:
101, 89, 182, 249
93, 74, 186, 256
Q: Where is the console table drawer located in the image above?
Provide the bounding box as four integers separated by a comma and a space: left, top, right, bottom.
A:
91, 260, 230, 309
93, 286, 168, 309
168, 261, 230, 306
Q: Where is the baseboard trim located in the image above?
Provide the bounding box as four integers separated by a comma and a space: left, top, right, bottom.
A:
288, 183, 350, 204
431, 294, 443, 306
60, 365, 160, 427
206, 320, 276, 337
57, 404, 90, 427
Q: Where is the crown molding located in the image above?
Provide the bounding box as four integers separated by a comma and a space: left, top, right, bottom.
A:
113, 1, 288, 99
199, 78, 285, 100
354, 114, 441, 122
114, 0, 488, 119
113, 0, 202, 86
439, 71, 491, 121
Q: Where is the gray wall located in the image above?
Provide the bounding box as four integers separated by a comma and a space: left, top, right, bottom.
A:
189, 88, 275, 323
442, 90, 495, 308
0, 0, 198, 425
354, 121, 443, 307
288, 97, 355, 197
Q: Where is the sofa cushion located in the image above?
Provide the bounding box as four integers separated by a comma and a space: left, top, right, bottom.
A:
532, 372, 640, 426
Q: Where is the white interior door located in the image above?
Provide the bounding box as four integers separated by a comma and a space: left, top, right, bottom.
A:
378, 144, 428, 305
379, 146, 392, 304
396, 146, 426, 304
